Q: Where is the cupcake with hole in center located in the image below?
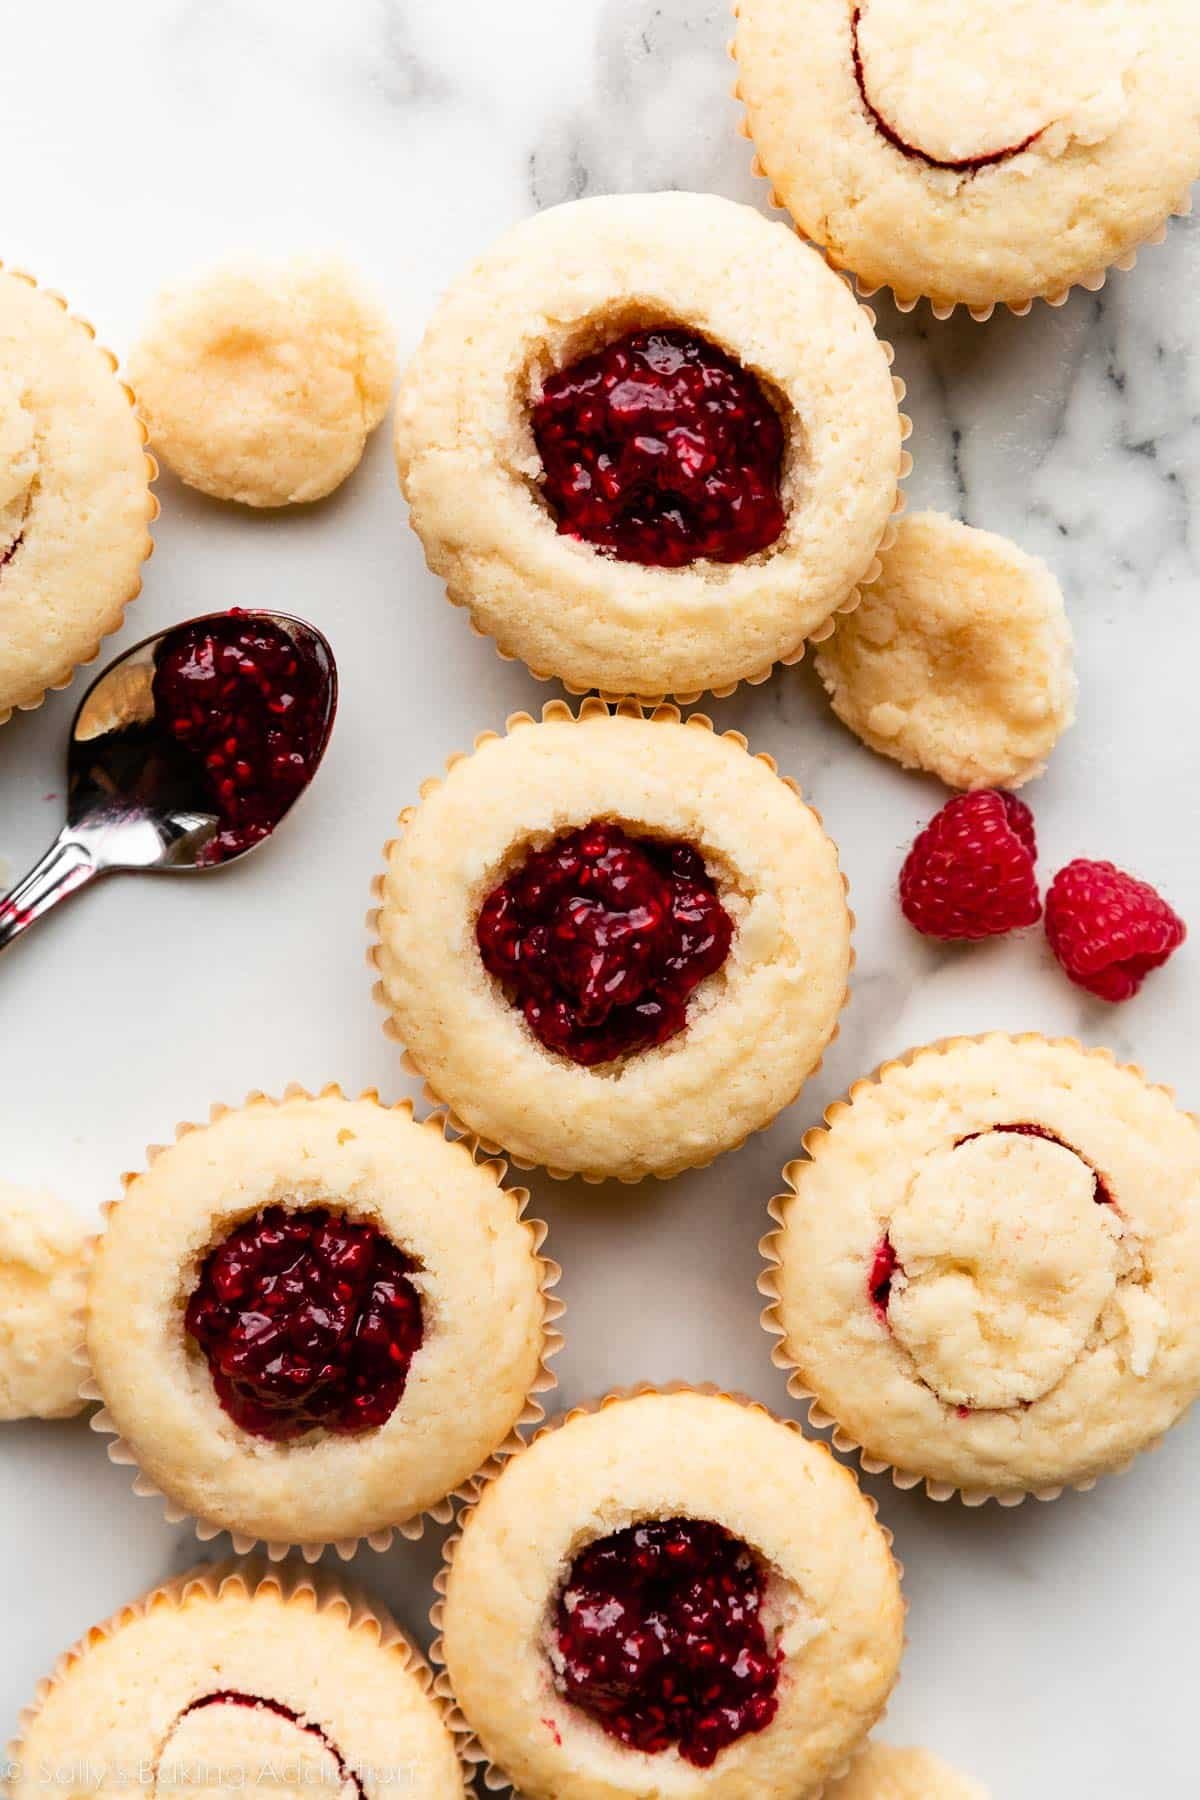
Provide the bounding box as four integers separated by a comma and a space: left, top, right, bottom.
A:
85, 1088, 559, 1557
434, 1389, 904, 1798
395, 191, 907, 701
372, 699, 853, 1183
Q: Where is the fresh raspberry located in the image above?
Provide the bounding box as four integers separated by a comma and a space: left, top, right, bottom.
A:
899, 790, 1041, 941
1045, 860, 1187, 1002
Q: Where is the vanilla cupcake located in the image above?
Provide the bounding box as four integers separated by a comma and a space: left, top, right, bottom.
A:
395, 191, 906, 700
0, 1182, 91, 1421
85, 1088, 559, 1555
372, 699, 852, 1182
0, 268, 155, 724
826, 1743, 989, 1798
734, 0, 1200, 315
129, 255, 396, 506
815, 512, 1075, 789
762, 1034, 1200, 1502
7, 1561, 468, 1800
435, 1389, 904, 1799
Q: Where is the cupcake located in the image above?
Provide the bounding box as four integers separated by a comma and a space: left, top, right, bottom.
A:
826, 1743, 989, 1798
0, 1181, 91, 1421
371, 699, 852, 1183
733, 0, 1200, 315
395, 191, 907, 701
129, 255, 396, 507
0, 267, 155, 725
434, 1389, 904, 1799
7, 1561, 468, 1800
762, 1034, 1200, 1502
85, 1088, 559, 1556
815, 512, 1076, 790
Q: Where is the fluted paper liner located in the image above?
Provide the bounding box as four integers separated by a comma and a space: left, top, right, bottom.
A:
4, 1559, 475, 1792
728, 18, 1197, 323
0, 262, 158, 727
368, 695, 856, 1184
759, 1032, 1190, 1507
77, 1083, 564, 1563
428, 1381, 906, 1798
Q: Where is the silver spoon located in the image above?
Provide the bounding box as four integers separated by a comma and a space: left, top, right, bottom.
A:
0, 609, 337, 954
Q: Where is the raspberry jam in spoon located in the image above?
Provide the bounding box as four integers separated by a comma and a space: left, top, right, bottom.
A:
152, 612, 333, 865
0, 609, 336, 956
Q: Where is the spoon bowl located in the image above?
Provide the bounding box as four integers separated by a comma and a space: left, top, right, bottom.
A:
0, 609, 337, 951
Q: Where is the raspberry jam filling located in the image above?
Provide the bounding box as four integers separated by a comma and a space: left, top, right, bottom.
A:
475, 821, 734, 1066
152, 612, 329, 866
851, 5, 1038, 172
553, 1518, 781, 1768
176, 1695, 364, 1800
868, 1236, 898, 1320
531, 328, 786, 568
184, 1206, 423, 1441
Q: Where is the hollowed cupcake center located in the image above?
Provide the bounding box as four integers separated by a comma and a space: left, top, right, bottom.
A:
531, 328, 786, 568
152, 612, 329, 866
159, 1694, 361, 1800
475, 820, 735, 1066
853, 0, 1140, 171
877, 1128, 1128, 1410
552, 1518, 781, 1768
184, 1205, 424, 1441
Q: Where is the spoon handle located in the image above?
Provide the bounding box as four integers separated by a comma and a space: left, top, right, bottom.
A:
0, 831, 101, 954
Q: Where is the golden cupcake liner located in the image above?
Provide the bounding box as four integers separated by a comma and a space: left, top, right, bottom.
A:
727, 28, 1197, 323
429, 1381, 904, 1797
0, 262, 159, 728
76, 1082, 565, 1563
5, 1558, 476, 1793
758, 1031, 1186, 1507
368, 695, 856, 1184
852, 194, 1196, 324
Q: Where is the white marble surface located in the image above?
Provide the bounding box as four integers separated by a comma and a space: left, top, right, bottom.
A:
1, 3, 1198, 1794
